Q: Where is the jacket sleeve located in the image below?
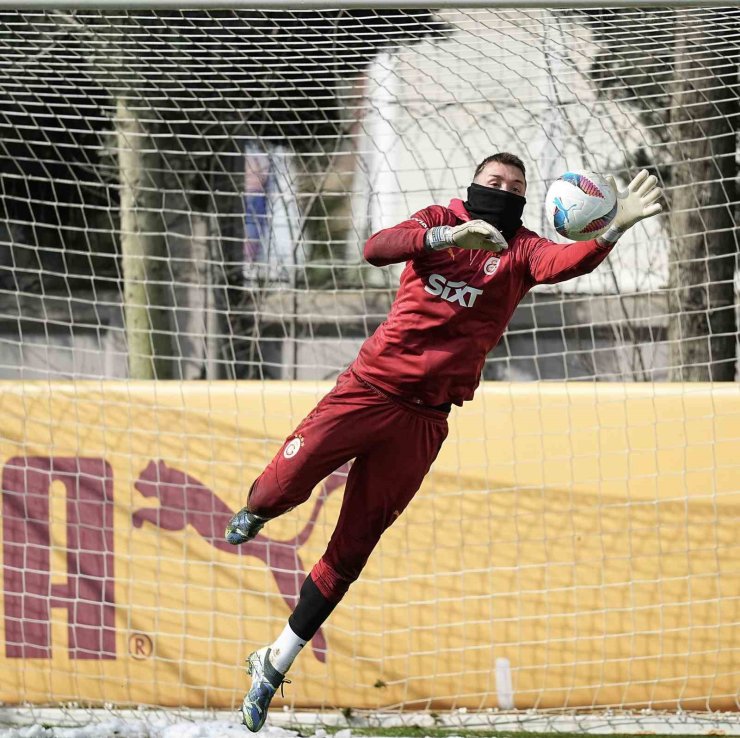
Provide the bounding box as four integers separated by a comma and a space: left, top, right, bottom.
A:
522, 232, 615, 285
363, 206, 452, 267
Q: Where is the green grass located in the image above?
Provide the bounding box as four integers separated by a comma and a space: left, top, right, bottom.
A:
316, 728, 711, 738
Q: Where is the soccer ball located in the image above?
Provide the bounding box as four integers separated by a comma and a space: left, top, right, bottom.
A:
545, 170, 617, 241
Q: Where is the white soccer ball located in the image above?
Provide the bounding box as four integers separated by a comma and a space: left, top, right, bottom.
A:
545, 170, 617, 241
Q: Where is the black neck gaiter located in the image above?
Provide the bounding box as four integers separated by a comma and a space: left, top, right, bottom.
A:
464, 183, 526, 241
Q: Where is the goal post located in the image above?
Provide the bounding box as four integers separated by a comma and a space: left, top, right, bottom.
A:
0, 3, 738, 732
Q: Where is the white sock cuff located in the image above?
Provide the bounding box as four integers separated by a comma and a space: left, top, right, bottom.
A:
269, 623, 307, 674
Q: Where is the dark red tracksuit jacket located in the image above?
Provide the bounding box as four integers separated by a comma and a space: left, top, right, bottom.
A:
352, 198, 614, 407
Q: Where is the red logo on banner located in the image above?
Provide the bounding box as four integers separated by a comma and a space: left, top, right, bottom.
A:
1, 456, 347, 664
131, 459, 348, 663
2, 457, 116, 660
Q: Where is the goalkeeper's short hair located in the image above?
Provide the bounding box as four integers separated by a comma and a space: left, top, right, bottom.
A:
474, 152, 526, 180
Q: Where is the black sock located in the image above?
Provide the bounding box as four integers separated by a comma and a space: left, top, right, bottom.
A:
288, 574, 337, 641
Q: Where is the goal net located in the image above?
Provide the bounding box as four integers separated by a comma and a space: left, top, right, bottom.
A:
0, 3, 738, 733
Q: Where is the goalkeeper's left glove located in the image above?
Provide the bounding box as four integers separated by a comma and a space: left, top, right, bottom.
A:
601, 169, 663, 243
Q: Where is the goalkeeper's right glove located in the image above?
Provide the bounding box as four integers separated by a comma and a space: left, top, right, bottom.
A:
425, 219, 508, 253
602, 169, 663, 243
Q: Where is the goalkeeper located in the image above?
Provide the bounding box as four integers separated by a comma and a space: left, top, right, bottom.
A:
225, 152, 662, 732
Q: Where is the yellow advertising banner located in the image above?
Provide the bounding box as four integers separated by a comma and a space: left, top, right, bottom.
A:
0, 381, 738, 712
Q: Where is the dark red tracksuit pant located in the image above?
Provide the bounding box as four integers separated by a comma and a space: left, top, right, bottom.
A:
248, 368, 449, 604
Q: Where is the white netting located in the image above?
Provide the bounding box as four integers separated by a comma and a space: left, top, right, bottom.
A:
0, 4, 738, 732
1, 6, 736, 382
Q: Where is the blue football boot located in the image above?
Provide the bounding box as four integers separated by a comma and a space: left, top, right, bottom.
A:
225, 507, 267, 545
241, 647, 289, 732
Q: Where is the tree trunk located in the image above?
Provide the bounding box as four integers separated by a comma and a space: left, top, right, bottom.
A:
667, 17, 738, 381
117, 97, 174, 379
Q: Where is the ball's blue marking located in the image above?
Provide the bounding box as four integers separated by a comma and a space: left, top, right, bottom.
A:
553, 196, 579, 236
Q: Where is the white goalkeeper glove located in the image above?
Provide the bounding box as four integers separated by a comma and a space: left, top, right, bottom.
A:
602, 169, 663, 243
425, 219, 508, 253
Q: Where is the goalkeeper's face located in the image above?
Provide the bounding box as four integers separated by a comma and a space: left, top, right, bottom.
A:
473, 162, 527, 197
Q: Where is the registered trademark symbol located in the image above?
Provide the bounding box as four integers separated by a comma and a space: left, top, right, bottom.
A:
128, 632, 154, 660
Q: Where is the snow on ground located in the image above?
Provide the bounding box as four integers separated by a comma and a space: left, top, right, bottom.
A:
0, 720, 308, 738
3, 711, 740, 737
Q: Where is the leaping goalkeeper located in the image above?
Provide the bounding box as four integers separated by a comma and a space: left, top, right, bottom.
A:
225, 152, 663, 732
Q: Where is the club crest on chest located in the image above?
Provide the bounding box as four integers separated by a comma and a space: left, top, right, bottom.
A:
483, 256, 501, 276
